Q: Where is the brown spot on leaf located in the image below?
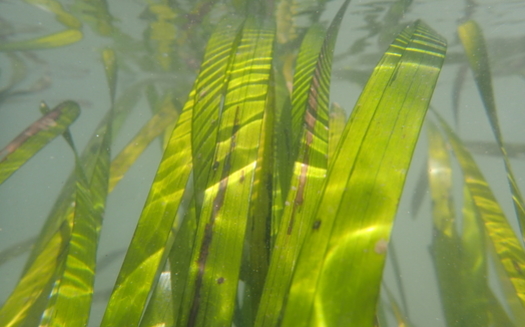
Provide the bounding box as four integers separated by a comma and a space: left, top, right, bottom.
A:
312, 220, 321, 230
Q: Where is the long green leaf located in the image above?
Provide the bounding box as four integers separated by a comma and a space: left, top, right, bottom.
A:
0, 101, 80, 185
436, 112, 525, 315
0, 220, 69, 326
241, 64, 275, 323
23, 79, 144, 275
255, 1, 349, 325
24, 0, 82, 29
0, 29, 82, 51
39, 164, 101, 327
100, 89, 194, 327
71, 0, 114, 36
139, 268, 175, 327
461, 184, 491, 326
39, 49, 114, 327
191, 17, 244, 214
281, 20, 446, 327
458, 20, 525, 242
109, 96, 179, 192
177, 18, 274, 327
427, 121, 462, 327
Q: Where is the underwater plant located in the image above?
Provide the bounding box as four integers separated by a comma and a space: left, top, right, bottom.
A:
0, 0, 524, 326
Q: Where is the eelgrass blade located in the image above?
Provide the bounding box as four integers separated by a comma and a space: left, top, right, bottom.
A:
191, 17, 244, 214
72, 0, 114, 36
388, 242, 410, 318
427, 121, 470, 327
0, 53, 27, 102
255, 2, 349, 325
461, 184, 490, 326
177, 19, 274, 327
464, 140, 525, 158
39, 162, 104, 327
0, 29, 82, 51
289, 22, 326, 160
168, 197, 198, 320
487, 288, 516, 326
328, 102, 346, 166
0, 101, 80, 185
100, 89, 195, 327
0, 97, 108, 326
458, 20, 525, 242
23, 0, 82, 29
242, 69, 275, 322
273, 20, 326, 212
410, 164, 429, 218
435, 112, 525, 313
382, 284, 414, 327
145, 2, 177, 71
39, 49, 114, 327
23, 80, 144, 274
0, 218, 70, 326
0, 237, 36, 267
139, 268, 175, 327
452, 64, 468, 129
275, 0, 297, 44
108, 98, 179, 192
281, 21, 446, 327
102, 48, 118, 106
273, 22, 325, 218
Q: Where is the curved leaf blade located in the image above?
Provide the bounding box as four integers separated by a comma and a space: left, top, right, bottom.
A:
255, 2, 350, 325
436, 113, 525, 315
39, 49, 114, 327
109, 97, 179, 192
281, 20, 446, 327
0, 101, 80, 185
100, 90, 194, 327
191, 18, 244, 213
178, 19, 274, 327
24, 0, 82, 29
458, 20, 525, 242
0, 29, 82, 51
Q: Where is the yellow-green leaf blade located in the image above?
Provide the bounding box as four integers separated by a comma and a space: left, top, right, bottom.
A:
71, 0, 114, 36
0, 101, 80, 185
191, 17, 244, 212
101, 91, 195, 327
178, 19, 274, 327
0, 222, 69, 326
255, 2, 350, 325
461, 185, 491, 326
109, 98, 179, 192
427, 121, 461, 327
282, 20, 446, 327
0, 29, 82, 51
458, 19, 525, 242
436, 113, 525, 312
23, 0, 82, 29
40, 49, 114, 327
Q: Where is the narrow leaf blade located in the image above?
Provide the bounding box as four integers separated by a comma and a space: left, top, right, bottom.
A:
282, 20, 446, 327
0, 101, 80, 185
